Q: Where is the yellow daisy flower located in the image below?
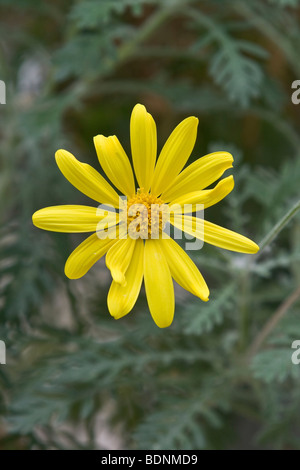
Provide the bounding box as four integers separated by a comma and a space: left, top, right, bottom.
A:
32, 104, 259, 328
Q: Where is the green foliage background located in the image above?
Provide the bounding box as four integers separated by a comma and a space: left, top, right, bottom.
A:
1, 0, 300, 450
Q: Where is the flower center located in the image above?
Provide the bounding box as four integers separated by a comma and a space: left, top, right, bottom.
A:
125, 189, 166, 239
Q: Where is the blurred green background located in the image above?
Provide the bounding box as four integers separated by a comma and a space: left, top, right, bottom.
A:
1, 0, 300, 450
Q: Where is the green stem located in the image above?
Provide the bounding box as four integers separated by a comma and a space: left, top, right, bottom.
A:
238, 269, 250, 351
257, 200, 300, 256
246, 284, 300, 360
249, 107, 300, 153
117, 6, 177, 64
69, 1, 187, 100
117, 0, 201, 66
241, 200, 300, 352
233, 2, 300, 77
116, 0, 200, 66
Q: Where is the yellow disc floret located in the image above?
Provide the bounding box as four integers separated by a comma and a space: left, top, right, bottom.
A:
125, 189, 166, 239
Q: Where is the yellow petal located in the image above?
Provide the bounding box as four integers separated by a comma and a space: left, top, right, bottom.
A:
169, 175, 234, 213
171, 215, 259, 254
159, 237, 209, 300
107, 239, 144, 319
144, 239, 174, 328
32, 205, 118, 233
93, 135, 135, 197
65, 232, 117, 279
151, 116, 198, 197
106, 237, 136, 286
162, 151, 233, 202
55, 149, 120, 207
130, 104, 157, 192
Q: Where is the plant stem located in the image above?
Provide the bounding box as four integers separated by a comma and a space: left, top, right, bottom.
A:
234, 2, 300, 77
238, 270, 250, 351
257, 200, 300, 256
69, 1, 186, 100
246, 284, 300, 360
117, 6, 178, 65
249, 107, 300, 153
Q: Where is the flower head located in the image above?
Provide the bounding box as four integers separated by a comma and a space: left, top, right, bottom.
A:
32, 104, 259, 328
